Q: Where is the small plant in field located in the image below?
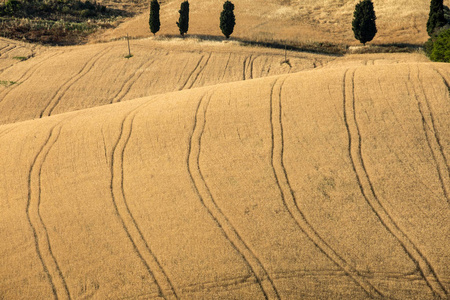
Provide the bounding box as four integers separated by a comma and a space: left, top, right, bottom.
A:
0, 80, 17, 86
149, 0, 160, 35
124, 54, 133, 59
176, 1, 189, 37
13, 56, 28, 61
352, 0, 377, 46
220, 1, 235, 39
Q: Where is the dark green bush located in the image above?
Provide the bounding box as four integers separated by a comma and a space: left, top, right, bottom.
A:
220, 0, 235, 39
4, 0, 22, 16
0, 0, 113, 19
352, 0, 377, 45
149, 0, 160, 35
430, 28, 450, 62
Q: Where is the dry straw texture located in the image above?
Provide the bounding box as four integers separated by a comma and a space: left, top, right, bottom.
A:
0, 0, 449, 299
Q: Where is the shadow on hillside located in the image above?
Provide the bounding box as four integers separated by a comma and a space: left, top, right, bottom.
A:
153, 35, 424, 56
156, 34, 347, 56
350, 43, 423, 54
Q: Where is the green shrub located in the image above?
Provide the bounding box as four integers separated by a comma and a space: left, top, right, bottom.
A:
430, 28, 450, 62
424, 37, 435, 57
5, 0, 21, 16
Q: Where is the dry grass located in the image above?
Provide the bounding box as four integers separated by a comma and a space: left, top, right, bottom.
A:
91, 0, 450, 46
0, 61, 448, 299
0, 0, 449, 299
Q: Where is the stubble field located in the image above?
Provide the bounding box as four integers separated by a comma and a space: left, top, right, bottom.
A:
0, 0, 449, 299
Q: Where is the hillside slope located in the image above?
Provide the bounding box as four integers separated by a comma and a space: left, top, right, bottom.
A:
0, 37, 334, 126
0, 62, 448, 299
95, 0, 450, 45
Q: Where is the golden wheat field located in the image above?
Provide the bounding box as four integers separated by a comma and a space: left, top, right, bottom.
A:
0, 0, 449, 299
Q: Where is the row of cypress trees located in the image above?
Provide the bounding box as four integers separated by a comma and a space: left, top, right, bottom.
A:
149, 0, 449, 57
149, 0, 236, 38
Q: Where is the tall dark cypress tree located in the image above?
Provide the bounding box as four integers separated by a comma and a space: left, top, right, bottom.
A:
352, 0, 377, 46
177, 1, 189, 36
220, 1, 235, 39
427, 0, 446, 36
149, 0, 160, 35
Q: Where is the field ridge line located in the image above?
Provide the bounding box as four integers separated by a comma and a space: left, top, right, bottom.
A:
110, 102, 179, 300
186, 92, 280, 300
40, 46, 112, 117
26, 124, 71, 300
344, 67, 448, 299
269, 75, 383, 298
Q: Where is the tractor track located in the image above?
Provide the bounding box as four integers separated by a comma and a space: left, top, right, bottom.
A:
269, 75, 384, 299
343, 67, 448, 299
414, 65, 450, 204
110, 101, 179, 299
26, 123, 71, 300
110, 57, 157, 104
186, 92, 280, 300
179, 53, 211, 90
0, 51, 64, 104
40, 46, 112, 117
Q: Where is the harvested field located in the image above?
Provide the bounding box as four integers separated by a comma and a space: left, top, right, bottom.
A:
0, 0, 449, 298
0, 37, 334, 125
0, 57, 448, 299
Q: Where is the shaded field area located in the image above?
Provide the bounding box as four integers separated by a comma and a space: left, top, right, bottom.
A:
0, 61, 448, 299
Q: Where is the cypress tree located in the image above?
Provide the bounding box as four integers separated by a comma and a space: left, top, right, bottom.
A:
220, 1, 235, 39
427, 0, 446, 36
149, 0, 160, 35
352, 0, 377, 46
177, 1, 189, 36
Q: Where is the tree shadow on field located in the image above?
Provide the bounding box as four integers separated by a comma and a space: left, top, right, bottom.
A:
156, 34, 347, 56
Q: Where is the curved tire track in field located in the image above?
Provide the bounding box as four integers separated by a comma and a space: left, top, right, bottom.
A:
0, 44, 17, 56
343, 68, 448, 299
242, 56, 249, 80
110, 57, 156, 104
40, 46, 112, 117
26, 124, 71, 300
181, 268, 429, 295
220, 53, 232, 81
0, 51, 63, 104
242, 55, 258, 80
179, 54, 211, 90
269, 75, 384, 299
415, 65, 450, 203
432, 67, 450, 96
187, 93, 280, 300
249, 55, 258, 79
110, 103, 178, 300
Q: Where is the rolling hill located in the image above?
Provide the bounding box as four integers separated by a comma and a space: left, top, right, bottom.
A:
94, 0, 450, 45
0, 0, 449, 298
0, 58, 448, 299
